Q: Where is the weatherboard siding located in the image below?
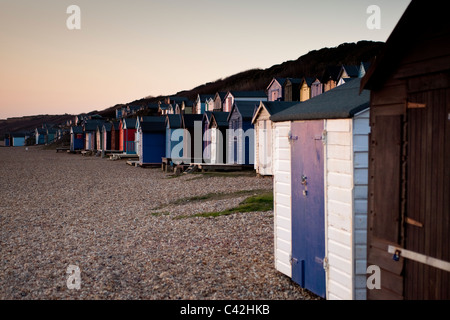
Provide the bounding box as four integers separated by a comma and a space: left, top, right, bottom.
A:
273, 122, 292, 277
324, 110, 370, 300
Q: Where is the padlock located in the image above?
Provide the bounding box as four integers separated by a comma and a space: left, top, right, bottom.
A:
393, 250, 401, 261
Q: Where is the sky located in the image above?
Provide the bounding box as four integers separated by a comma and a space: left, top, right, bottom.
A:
0, 0, 411, 119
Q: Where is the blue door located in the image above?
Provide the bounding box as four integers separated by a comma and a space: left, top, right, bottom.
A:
290, 120, 326, 298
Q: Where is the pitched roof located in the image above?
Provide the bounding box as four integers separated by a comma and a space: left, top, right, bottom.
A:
285, 78, 303, 85
71, 126, 83, 134
267, 77, 287, 90
166, 114, 182, 129
209, 112, 230, 128
122, 118, 137, 129
84, 120, 105, 131
341, 65, 360, 78
215, 92, 227, 101
140, 116, 165, 123
302, 77, 316, 87
102, 123, 113, 132
228, 101, 259, 122
229, 90, 267, 98
252, 101, 299, 124
199, 94, 215, 101
321, 66, 342, 82
271, 78, 369, 122
182, 114, 204, 129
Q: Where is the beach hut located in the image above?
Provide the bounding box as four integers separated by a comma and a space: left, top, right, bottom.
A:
213, 92, 227, 111
283, 78, 302, 102
4, 133, 10, 147
270, 78, 371, 300
11, 133, 26, 147
96, 125, 103, 152
300, 77, 315, 102
209, 112, 230, 164
110, 122, 121, 151
119, 118, 137, 154
102, 123, 112, 152
251, 101, 297, 176
227, 101, 258, 165
182, 114, 204, 163
70, 126, 84, 152
267, 78, 287, 102
311, 78, 324, 98
165, 114, 183, 162
361, 0, 450, 300
83, 120, 103, 151
202, 111, 214, 163
138, 117, 166, 166
35, 128, 46, 145
46, 128, 57, 145
322, 66, 341, 92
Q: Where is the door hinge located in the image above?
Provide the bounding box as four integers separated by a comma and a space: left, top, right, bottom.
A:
322, 130, 327, 145
290, 255, 298, 265
323, 257, 329, 271
288, 131, 298, 141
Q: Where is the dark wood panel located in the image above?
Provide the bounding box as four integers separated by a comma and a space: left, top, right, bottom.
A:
404, 88, 450, 300
371, 115, 403, 243
371, 85, 407, 106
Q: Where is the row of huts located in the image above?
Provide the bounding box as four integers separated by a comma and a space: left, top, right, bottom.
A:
3, 124, 67, 147
28, 0, 450, 301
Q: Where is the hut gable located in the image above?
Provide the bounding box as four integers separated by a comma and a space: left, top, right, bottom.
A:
267, 78, 287, 102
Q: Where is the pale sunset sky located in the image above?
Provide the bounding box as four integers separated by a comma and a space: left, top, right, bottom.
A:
0, 0, 411, 119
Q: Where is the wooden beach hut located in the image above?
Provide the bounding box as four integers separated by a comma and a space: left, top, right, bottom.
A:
102, 123, 112, 152
202, 111, 214, 163
182, 114, 204, 164
110, 121, 120, 151
70, 126, 84, 152
165, 114, 183, 162
270, 78, 371, 299
209, 112, 230, 164
4, 133, 10, 147
119, 118, 137, 154
83, 120, 104, 151
227, 101, 258, 165
284, 78, 302, 102
11, 133, 27, 147
35, 128, 46, 145
138, 117, 166, 166
361, 0, 450, 300
311, 78, 324, 98
267, 78, 287, 102
300, 77, 315, 102
251, 101, 297, 176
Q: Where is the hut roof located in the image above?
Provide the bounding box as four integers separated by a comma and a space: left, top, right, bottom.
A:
228, 101, 259, 122
271, 78, 369, 122
166, 114, 182, 129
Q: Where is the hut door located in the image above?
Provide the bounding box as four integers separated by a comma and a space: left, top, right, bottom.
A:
403, 88, 450, 300
290, 120, 326, 298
